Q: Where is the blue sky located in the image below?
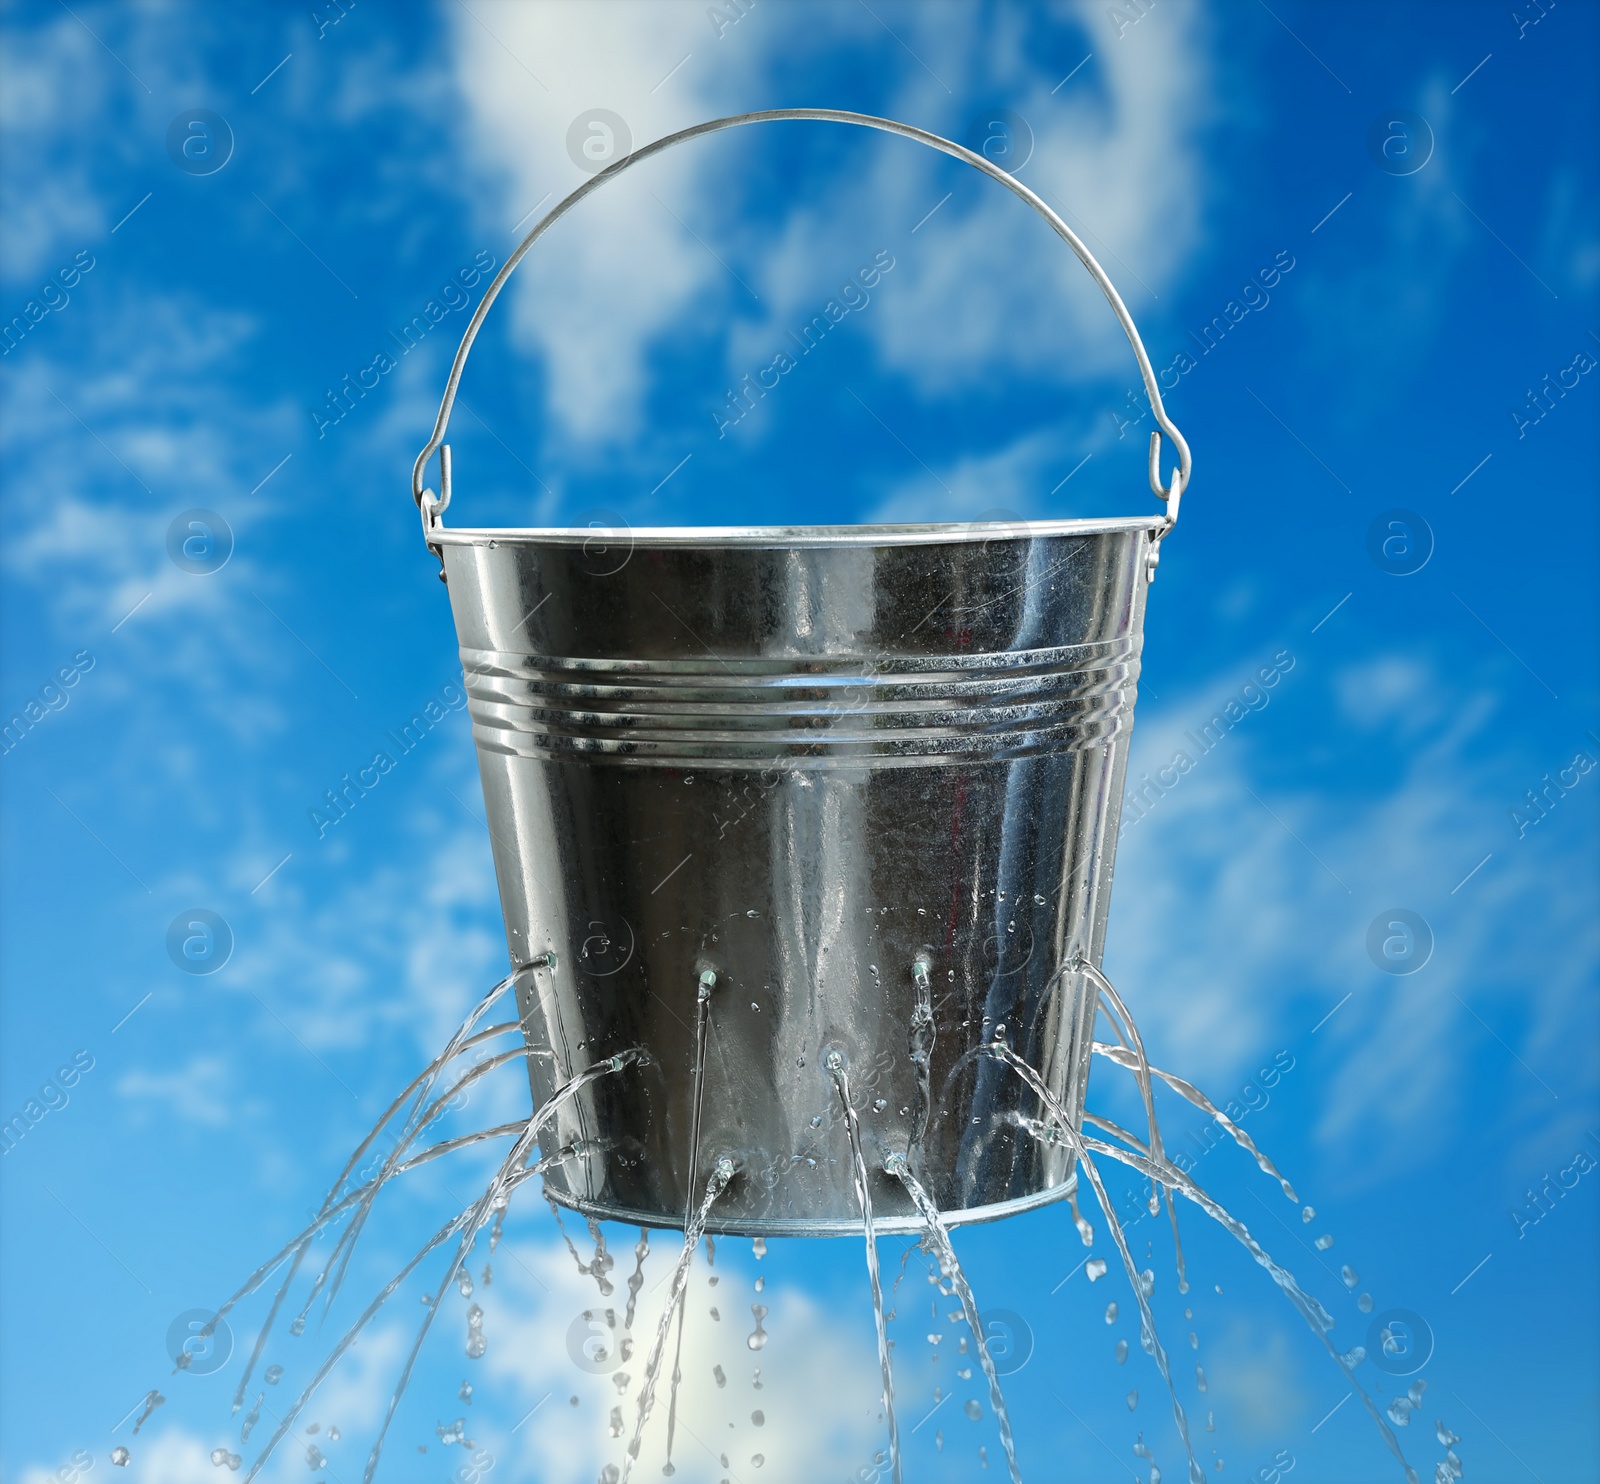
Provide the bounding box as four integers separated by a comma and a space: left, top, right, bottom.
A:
1, 2, 1596, 1481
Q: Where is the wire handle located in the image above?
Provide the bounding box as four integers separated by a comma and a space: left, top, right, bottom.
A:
413, 108, 1191, 561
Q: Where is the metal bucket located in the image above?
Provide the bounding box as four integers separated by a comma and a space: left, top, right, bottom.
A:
411, 111, 1192, 1236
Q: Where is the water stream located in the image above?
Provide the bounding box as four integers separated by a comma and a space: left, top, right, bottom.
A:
230, 1048, 640, 1483
885, 1153, 1022, 1484
661, 968, 718, 1475
620, 1156, 739, 1482
827, 1049, 903, 1484
987, 1036, 1426, 1484
225, 964, 538, 1412
980, 1039, 1208, 1484
114, 948, 1463, 1484
909, 950, 937, 1161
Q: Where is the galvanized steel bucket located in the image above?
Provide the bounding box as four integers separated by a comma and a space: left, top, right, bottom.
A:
411, 111, 1191, 1236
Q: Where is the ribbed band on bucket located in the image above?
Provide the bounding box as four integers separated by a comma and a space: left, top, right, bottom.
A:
459, 635, 1140, 766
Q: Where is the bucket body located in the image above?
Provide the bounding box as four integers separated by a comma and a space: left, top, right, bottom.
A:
439, 517, 1156, 1235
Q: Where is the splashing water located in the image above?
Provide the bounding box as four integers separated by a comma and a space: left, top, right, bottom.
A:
828, 1049, 902, 1484
234, 1049, 641, 1484
624, 1228, 649, 1331
147, 934, 1457, 1484
990, 1035, 1428, 1483
620, 1155, 738, 1482
987, 1039, 1215, 1484
1090, 1038, 1297, 1202
222, 966, 542, 1414
886, 1153, 1022, 1484
130, 1391, 164, 1434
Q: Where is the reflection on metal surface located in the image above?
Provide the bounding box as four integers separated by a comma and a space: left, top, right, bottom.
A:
442, 519, 1156, 1233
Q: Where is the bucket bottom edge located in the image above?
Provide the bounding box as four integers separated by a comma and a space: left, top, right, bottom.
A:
544, 1174, 1077, 1239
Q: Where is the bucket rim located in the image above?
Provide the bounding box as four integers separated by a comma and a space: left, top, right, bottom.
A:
435, 514, 1165, 550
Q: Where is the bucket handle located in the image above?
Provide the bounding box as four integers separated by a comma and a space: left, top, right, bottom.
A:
413, 108, 1191, 558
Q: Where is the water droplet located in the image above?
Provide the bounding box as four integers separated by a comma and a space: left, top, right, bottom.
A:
110, 1449, 130, 1467
1126, 1390, 1139, 1411
1340, 1264, 1359, 1288
1195, 1364, 1208, 1393
751, 1410, 765, 1426
1206, 1410, 1216, 1433
1302, 1205, 1316, 1223
608, 1405, 624, 1438
1314, 1234, 1334, 1250
754, 1276, 765, 1292
1189, 1331, 1198, 1350
751, 1455, 764, 1468
935, 1430, 944, 1452
752, 1237, 767, 1259
752, 1367, 763, 1389
709, 1306, 720, 1321
964, 1399, 983, 1421
1357, 1292, 1374, 1313
264, 1365, 284, 1385
796, 1057, 806, 1068
746, 909, 759, 918
713, 1365, 726, 1388
307, 1444, 326, 1469
809, 1115, 822, 1128
130, 1392, 165, 1435
1085, 1258, 1108, 1282
289, 1316, 305, 1337
327, 1426, 340, 1442
750, 1002, 760, 1012
1105, 1302, 1118, 1323
1115, 1339, 1129, 1364
873, 1098, 888, 1112
466, 1301, 487, 1358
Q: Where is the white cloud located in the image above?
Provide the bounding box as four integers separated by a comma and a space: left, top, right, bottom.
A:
1200, 1320, 1309, 1441
855, 5, 1209, 398
473, 1232, 883, 1483
116, 1053, 237, 1127
446, 1, 1211, 459
0, 14, 108, 283
231, 751, 505, 1064
1104, 646, 1597, 1191
447, 1, 739, 448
